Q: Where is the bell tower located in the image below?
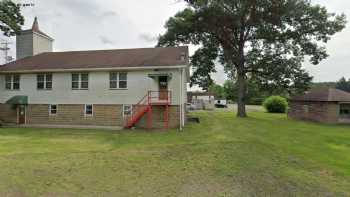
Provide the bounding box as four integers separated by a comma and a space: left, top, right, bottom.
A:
16, 17, 54, 60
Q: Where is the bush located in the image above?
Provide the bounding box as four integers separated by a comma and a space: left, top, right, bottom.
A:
263, 96, 288, 113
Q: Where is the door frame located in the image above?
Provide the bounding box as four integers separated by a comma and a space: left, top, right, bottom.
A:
158, 76, 169, 100
17, 105, 26, 124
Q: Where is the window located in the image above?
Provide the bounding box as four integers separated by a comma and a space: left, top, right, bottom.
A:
119, 72, 127, 89
110, 73, 118, 89
81, 73, 89, 89
5, 75, 12, 90
85, 104, 93, 116
37, 74, 52, 90
340, 104, 350, 118
72, 73, 89, 90
303, 105, 309, 113
5, 74, 20, 90
123, 105, 132, 116
49, 104, 57, 115
110, 72, 127, 89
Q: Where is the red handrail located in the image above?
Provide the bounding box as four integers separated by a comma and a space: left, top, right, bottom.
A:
126, 91, 172, 128
147, 91, 171, 105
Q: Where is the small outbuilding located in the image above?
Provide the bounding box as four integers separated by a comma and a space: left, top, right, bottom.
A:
187, 92, 215, 110
288, 88, 350, 124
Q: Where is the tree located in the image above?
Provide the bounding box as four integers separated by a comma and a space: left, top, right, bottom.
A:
223, 80, 237, 101
190, 47, 218, 90
224, 79, 268, 105
208, 83, 225, 99
311, 82, 336, 90
336, 77, 350, 93
0, 0, 24, 36
158, 0, 346, 117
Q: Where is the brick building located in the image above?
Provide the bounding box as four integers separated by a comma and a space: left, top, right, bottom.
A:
288, 88, 350, 124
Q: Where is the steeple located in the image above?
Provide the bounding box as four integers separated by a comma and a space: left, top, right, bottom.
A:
32, 16, 39, 32
16, 17, 54, 60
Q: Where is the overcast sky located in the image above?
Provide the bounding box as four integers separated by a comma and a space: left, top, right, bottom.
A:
1, 0, 349, 84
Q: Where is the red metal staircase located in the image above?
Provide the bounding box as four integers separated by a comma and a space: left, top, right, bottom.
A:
125, 91, 171, 129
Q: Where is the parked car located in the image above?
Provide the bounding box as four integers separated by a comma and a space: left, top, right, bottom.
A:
215, 100, 228, 108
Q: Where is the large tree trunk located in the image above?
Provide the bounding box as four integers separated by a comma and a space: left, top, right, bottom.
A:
236, 70, 247, 117
236, 40, 247, 117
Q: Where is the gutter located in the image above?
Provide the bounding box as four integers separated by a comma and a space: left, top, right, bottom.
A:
0, 65, 188, 74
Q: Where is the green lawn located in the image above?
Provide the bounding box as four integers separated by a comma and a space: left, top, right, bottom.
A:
0, 111, 350, 196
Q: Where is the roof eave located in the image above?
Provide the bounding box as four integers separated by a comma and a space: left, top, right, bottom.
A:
0, 65, 188, 73
33, 31, 54, 41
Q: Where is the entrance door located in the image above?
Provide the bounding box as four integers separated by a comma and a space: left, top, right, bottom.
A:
18, 105, 26, 124
158, 76, 168, 100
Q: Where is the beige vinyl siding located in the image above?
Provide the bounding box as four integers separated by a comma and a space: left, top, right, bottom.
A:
0, 69, 186, 105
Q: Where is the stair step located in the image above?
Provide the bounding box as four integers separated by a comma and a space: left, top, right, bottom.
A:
126, 106, 150, 128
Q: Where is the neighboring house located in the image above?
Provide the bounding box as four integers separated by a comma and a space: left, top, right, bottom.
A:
0, 18, 189, 129
187, 92, 215, 110
288, 88, 350, 124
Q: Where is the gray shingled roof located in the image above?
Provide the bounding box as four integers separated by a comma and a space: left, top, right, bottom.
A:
290, 88, 350, 102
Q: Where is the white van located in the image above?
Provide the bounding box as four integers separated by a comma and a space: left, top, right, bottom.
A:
215, 100, 228, 108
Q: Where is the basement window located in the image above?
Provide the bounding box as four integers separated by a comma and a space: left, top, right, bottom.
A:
49, 104, 57, 115
85, 104, 93, 116
123, 105, 132, 117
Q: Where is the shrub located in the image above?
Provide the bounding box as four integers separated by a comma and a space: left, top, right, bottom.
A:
263, 96, 288, 113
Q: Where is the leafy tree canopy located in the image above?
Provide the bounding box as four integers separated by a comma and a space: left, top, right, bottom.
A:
208, 83, 225, 99
336, 77, 350, 93
158, 0, 346, 117
223, 79, 269, 105
0, 0, 24, 36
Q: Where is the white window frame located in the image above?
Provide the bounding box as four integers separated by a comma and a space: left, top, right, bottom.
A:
109, 72, 118, 89
49, 104, 58, 116
72, 73, 89, 90
37, 73, 52, 90
123, 104, 132, 117
110, 72, 127, 89
5, 74, 20, 90
118, 72, 127, 89
84, 104, 93, 116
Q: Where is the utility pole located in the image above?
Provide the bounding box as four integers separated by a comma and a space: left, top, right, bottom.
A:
0, 40, 13, 64
0, 2, 35, 64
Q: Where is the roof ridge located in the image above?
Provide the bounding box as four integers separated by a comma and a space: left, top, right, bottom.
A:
291, 88, 350, 102
47, 46, 188, 54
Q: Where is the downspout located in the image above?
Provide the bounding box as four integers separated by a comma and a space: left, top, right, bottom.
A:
182, 67, 186, 129
179, 68, 183, 131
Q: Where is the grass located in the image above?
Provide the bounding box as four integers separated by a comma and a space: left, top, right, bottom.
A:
0, 110, 350, 196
